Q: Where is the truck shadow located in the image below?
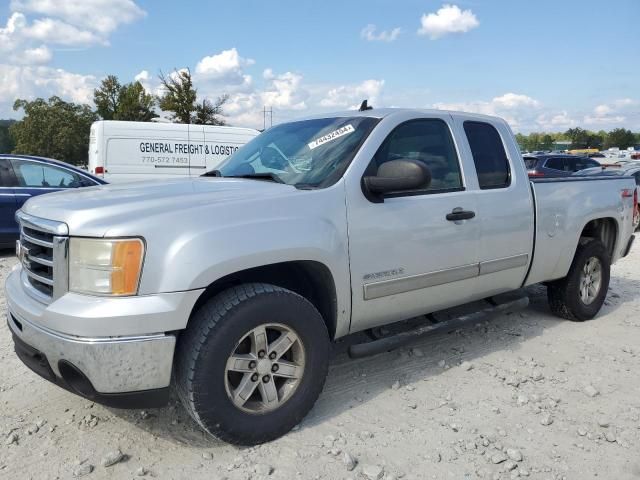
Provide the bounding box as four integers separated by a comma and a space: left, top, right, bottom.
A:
107, 273, 640, 449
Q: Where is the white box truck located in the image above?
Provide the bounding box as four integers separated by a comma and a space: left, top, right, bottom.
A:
88, 120, 260, 182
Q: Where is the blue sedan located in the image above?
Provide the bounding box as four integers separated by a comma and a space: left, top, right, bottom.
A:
0, 154, 106, 248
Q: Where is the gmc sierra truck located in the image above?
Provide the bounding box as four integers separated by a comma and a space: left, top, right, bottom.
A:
6, 109, 636, 445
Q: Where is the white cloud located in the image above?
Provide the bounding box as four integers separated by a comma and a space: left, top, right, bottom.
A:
432, 93, 541, 130
10, 0, 146, 35
261, 71, 307, 110
433, 93, 539, 116
195, 48, 255, 86
134, 70, 150, 83
361, 24, 401, 42
582, 99, 638, 128
0, 64, 96, 106
320, 79, 385, 109
492, 93, 540, 109
23, 17, 104, 46
418, 4, 479, 39
535, 111, 576, 130
19, 45, 52, 64
133, 69, 153, 93
0, 0, 145, 71
0, 12, 26, 53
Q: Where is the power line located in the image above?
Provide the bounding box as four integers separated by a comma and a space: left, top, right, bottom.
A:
262, 106, 273, 130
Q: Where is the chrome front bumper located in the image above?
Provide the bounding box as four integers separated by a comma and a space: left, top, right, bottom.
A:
5, 265, 203, 406
8, 311, 175, 394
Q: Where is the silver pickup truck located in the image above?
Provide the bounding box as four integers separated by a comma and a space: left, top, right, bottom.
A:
6, 108, 636, 445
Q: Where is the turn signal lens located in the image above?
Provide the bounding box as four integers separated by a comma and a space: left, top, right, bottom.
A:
111, 240, 144, 295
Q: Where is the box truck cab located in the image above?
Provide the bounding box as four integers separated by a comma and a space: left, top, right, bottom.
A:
88, 120, 260, 182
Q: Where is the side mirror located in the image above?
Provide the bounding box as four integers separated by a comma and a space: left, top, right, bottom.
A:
363, 159, 431, 199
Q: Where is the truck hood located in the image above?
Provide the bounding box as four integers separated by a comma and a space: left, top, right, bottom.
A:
22, 177, 300, 237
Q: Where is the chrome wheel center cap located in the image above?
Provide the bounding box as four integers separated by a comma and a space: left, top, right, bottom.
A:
256, 359, 272, 375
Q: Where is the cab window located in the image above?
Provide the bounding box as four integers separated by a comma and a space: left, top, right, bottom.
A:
371, 119, 463, 193
463, 121, 511, 189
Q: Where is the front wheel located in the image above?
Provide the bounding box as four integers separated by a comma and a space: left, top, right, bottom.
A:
547, 239, 610, 321
174, 283, 330, 445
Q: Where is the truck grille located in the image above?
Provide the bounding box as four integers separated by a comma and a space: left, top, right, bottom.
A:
17, 212, 68, 302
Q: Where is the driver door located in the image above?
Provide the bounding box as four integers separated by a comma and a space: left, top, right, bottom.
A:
345, 116, 480, 332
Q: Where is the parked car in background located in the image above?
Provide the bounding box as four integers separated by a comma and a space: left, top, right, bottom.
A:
524, 154, 601, 178
88, 120, 260, 183
0, 155, 105, 248
574, 164, 640, 230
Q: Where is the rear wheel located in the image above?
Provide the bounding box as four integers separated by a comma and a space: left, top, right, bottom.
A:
175, 283, 330, 445
547, 239, 610, 321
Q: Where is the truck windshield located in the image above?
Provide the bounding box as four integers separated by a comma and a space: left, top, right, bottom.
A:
209, 116, 379, 188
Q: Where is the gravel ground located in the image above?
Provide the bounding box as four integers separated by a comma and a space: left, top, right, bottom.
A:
1, 248, 639, 480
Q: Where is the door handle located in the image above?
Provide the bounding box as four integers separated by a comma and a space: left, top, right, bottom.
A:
446, 208, 475, 221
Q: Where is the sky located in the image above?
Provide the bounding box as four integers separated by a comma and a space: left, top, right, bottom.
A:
0, 0, 638, 133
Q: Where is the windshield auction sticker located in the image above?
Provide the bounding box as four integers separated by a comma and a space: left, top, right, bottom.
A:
307, 124, 355, 150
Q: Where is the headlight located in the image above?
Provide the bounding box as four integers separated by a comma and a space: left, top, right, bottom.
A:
69, 238, 145, 296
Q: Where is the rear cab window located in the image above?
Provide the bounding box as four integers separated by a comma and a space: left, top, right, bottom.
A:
463, 121, 511, 189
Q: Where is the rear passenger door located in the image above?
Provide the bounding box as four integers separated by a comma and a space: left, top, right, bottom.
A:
453, 118, 534, 298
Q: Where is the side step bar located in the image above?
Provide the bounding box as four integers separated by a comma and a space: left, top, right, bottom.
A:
348, 293, 529, 359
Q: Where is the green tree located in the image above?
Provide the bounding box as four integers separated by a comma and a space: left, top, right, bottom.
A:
93, 75, 121, 120
565, 127, 591, 149
157, 69, 197, 124
515, 133, 528, 151
11, 96, 98, 166
117, 81, 157, 122
540, 134, 554, 151
157, 69, 228, 124
605, 128, 636, 149
194, 95, 229, 125
94, 75, 156, 122
0, 120, 16, 153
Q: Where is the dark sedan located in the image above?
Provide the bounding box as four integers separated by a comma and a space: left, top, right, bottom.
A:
524, 154, 601, 178
0, 154, 106, 248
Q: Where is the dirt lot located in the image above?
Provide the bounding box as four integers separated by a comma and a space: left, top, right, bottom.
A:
1, 248, 639, 480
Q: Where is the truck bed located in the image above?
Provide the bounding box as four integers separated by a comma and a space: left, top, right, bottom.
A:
525, 176, 636, 285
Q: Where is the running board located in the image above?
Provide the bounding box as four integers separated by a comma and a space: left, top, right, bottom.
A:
348, 293, 529, 359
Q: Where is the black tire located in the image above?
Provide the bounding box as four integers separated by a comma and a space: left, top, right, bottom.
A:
174, 283, 330, 445
547, 239, 610, 321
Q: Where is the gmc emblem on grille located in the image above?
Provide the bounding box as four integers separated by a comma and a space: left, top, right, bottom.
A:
15, 240, 29, 265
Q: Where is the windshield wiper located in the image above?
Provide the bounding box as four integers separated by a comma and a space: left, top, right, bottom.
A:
201, 169, 223, 177
224, 172, 285, 184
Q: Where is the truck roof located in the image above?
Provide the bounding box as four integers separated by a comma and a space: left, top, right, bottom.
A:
294, 107, 506, 124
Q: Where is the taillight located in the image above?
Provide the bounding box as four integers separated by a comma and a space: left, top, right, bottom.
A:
94, 166, 104, 175
528, 170, 545, 177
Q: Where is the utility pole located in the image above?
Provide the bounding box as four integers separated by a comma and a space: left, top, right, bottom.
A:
263, 106, 273, 130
